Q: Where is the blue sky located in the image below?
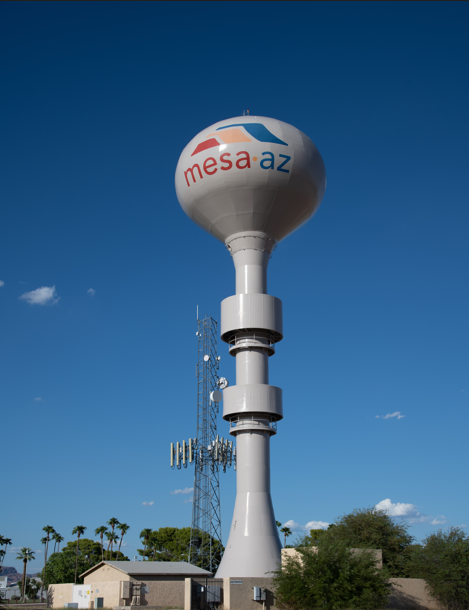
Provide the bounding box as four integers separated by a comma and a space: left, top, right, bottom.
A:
1, 2, 468, 573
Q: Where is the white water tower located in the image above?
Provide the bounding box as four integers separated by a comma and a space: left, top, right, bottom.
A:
175, 115, 326, 577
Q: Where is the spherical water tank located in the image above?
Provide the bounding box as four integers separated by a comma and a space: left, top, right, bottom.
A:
175, 115, 326, 243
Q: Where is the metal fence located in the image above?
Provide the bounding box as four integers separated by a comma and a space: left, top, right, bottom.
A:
191, 578, 224, 610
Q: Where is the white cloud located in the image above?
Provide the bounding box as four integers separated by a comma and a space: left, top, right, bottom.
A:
376, 411, 405, 420
376, 498, 447, 525
305, 520, 330, 530
20, 286, 59, 305
87, 288, 96, 296
34, 397, 43, 402
283, 519, 330, 533
171, 487, 194, 495
0, 280, 4, 287
142, 501, 154, 506
184, 497, 193, 504
376, 498, 421, 519
431, 517, 447, 525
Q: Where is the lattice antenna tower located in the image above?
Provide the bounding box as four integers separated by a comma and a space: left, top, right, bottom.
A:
192, 315, 221, 571
170, 314, 234, 573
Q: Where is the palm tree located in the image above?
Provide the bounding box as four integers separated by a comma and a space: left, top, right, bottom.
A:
0, 537, 12, 572
40, 525, 55, 601
140, 529, 152, 561
94, 527, 108, 562
105, 532, 119, 561
16, 548, 35, 602
40, 536, 47, 581
40, 535, 47, 589
72, 526, 87, 585
280, 526, 292, 548
53, 533, 64, 554
107, 518, 119, 536
106, 519, 120, 560
116, 524, 129, 561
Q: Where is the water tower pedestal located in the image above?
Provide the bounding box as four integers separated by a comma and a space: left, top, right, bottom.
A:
216, 231, 283, 577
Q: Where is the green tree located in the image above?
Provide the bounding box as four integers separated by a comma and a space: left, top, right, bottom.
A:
137, 527, 224, 569
116, 524, 129, 561
272, 540, 392, 610
140, 529, 152, 561
280, 526, 292, 549
28, 578, 40, 599
308, 508, 414, 577
40, 525, 55, 601
138, 527, 192, 562
72, 526, 87, 584
17, 577, 40, 600
408, 527, 469, 610
43, 538, 128, 585
302, 528, 329, 546
16, 548, 35, 603
94, 527, 108, 562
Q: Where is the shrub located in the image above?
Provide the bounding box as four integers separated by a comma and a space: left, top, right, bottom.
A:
297, 507, 414, 577
408, 527, 469, 610
272, 539, 392, 610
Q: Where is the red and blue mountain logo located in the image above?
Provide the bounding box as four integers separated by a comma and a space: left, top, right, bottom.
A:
183, 123, 291, 187
191, 123, 288, 156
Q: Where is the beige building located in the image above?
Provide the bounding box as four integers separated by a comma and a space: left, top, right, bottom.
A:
48, 555, 443, 610
47, 561, 212, 609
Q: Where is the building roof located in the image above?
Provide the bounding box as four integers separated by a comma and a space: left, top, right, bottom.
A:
80, 561, 213, 579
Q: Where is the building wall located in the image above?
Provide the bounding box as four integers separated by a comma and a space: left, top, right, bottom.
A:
72, 584, 92, 609
83, 565, 132, 584
87, 581, 122, 608
81, 571, 188, 608
141, 576, 185, 608
47, 583, 74, 608
219, 577, 443, 610
387, 578, 443, 610
47, 582, 123, 609
281, 547, 383, 569
223, 578, 278, 610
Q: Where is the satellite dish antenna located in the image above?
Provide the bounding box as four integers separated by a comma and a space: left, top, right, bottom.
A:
218, 377, 229, 390
210, 390, 223, 403
204, 355, 210, 361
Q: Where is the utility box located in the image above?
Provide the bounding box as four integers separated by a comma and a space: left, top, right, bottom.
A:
121, 581, 131, 599
64, 604, 79, 608
253, 587, 267, 601
94, 598, 103, 609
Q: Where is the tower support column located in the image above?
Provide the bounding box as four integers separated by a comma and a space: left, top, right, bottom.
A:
216, 231, 283, 578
